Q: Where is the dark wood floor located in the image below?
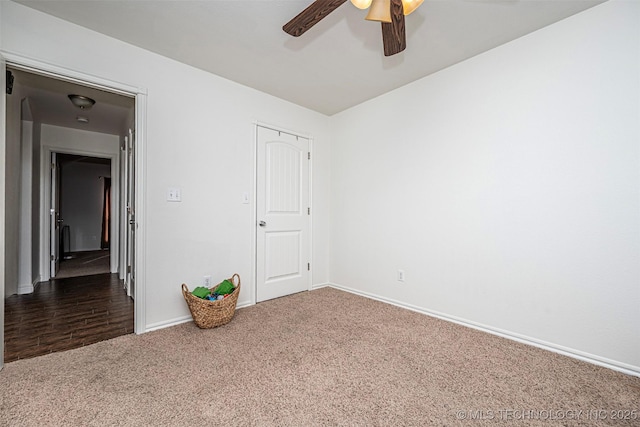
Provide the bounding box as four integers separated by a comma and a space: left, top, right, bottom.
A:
4, 273, 133, 363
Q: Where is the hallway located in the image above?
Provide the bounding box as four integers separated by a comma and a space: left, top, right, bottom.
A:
4, 273, 133, 363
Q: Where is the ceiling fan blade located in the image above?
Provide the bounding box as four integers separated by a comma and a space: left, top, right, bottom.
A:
283, 0, 348, 37
381, 0, 406, 56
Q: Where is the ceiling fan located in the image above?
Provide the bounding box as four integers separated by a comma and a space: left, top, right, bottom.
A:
283, 0, 424, 56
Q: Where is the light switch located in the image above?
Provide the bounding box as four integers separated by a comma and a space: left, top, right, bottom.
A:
167, 187, 182, 202
242, 192, 250, 204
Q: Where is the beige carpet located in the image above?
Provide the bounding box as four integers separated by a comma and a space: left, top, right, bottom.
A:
55, 250, 110, 279
1, 287, 638, 426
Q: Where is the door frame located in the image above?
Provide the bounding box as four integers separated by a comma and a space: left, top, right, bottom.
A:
49, 152, 60, 279
124, 128, 136, 297
41, 148, 120, 282
1, 52, 6, 371
0, 52, 148, 347
252, 122, 313, 305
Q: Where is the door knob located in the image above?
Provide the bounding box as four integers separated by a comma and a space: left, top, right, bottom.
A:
259, 221, 266, 227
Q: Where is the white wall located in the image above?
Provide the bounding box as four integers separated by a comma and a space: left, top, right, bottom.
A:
18, 119, 33, 293
17, 98, 41, 294
330, 0, 640, 373
60, 161, 111, 252
0, 1, 331, 328
31, 122, 41, 283
41, 124, 120, 155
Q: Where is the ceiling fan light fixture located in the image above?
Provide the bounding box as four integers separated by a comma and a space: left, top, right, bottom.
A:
68, 94, 96, 110
76, 116, 89, 124
365, 0, 392, 23
401, 0, 423, 15
283, 0, 410, 56
350, 0, 373, 9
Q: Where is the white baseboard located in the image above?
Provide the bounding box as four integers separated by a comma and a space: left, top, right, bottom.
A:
311, 282, 331, 290
144, 315, 193, 333
236, 300, 254, 310
17, 284, 34, 295
17, 277, 40, 295
326, 282, 640, 378
143, 300, 255, 333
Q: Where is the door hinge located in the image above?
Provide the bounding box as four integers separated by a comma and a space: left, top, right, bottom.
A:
308, 152, 311, 160
308, 207, 311, 215
50, 254, 54, 261
127, 265, 131, 274
307, 262, 310, 271
51, 163, 56, 170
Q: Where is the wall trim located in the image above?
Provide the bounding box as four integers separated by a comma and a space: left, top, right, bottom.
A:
326, 282, 640, 378
17, 277, 41, 295
236, 300, 254, 310
145, 315, 193, 333
145, 300, 255, 333
18, 276, 42, 295
18, 276, 41, 295
1, 50, 146, 97
17, 284, 33, 295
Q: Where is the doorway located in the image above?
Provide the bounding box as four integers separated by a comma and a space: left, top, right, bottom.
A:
54, 153, 112, 280
255, 125, 312, 302
2, 61, 144, 366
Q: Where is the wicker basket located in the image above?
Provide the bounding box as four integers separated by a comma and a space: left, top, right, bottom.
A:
181, 274, 241, 329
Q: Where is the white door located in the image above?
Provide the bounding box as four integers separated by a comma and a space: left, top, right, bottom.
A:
256, 126, 311, 302
50, 152, 61, 278
125, 129, 136, 298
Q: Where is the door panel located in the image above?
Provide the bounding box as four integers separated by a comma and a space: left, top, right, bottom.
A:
256, 127, 310, 302
267, 144, 301, 213
266, 231, 301, 281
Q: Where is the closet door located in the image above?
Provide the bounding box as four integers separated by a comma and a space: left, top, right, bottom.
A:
256, 126, 311, 302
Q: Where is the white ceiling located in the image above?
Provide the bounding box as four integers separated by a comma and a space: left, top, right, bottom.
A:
13, 0, 605, 116
10, 68, 135, 135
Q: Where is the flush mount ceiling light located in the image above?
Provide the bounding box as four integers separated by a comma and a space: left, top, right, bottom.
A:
68, 94, 96, 110
76, 116, 89, 123
283, 0, 424, 56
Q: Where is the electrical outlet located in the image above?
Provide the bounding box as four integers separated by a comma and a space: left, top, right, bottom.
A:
397, 270, 405, 282
203, 275, 212, 287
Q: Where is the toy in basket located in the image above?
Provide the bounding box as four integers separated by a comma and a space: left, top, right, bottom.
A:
181, 274, 241, 329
